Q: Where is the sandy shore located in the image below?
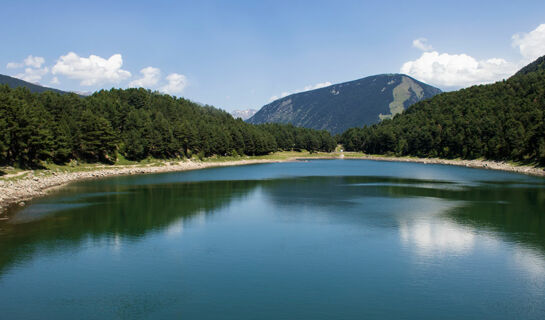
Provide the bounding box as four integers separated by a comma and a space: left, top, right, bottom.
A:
1, 155, 544, 216
0, 159, 283, 215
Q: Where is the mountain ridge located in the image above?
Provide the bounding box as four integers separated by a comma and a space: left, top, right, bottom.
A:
247, 74, 441, 134
0, 74, 69, 94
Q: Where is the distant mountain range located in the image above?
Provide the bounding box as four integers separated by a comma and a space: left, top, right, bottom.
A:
247, 74, 441, 134
230, 108, 258, 120
0, 74, 69, 94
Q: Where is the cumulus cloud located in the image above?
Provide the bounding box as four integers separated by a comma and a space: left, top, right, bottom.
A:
24, 55, 45, 68
402, 24, 545, 89
6, 55, 45, 69
129, 66, 161, 88
412, 38, 433, 51
52, 52, 131, 86
401, 51, 517, 87
50, 77, 60, 85
160, 73, 187, 94
15, 67, 49, 83
512, 23, 545, 62
7, 55, 49, 83
6, 62, 22, 69
303, 81, 332, 91
269, 81, 332, 102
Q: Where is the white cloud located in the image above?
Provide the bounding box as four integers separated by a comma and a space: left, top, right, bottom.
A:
6, 62, 23, 69
269, 81, 332, 102
303, 81, 332, 91
24, 55, 45, 68
50, 77, 60, 85
129, 66, 161, 88
413, 38, 433, 51
15, 67, 49, 83
160, 73, 187, 94
512, 23, 545, 62
52, 52, 131, 86
401, 51, 517, 87
7, 55, 45, 69
402, 24, 545, 89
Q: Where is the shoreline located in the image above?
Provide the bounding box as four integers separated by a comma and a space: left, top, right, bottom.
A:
0, 159, 286, 216
1, 154, 544, 216
302, 154, 545, 177
354, 155, 545, 177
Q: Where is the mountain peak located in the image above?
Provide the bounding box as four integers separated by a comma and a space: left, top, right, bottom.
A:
248, 74, 441, 134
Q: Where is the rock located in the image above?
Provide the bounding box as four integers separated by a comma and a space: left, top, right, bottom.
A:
18, 201, 25, 206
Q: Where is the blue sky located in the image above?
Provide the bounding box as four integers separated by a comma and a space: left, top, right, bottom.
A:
1, 0, 545, 111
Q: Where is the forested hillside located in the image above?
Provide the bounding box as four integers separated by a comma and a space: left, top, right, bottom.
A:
0, 86, 335, 168
340, 55, 545, 164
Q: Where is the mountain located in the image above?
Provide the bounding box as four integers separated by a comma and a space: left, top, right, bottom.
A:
0, 74, 68, 94
340, 55, 545, 164
247, 74, 441, 134
230, 108, 257, 120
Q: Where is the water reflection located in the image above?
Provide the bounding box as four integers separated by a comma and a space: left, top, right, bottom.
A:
1, 169, 544, 278
399, 220, 475, 255
0, 161, 544, 319
0, 180, 260, 276
512, 246, 545, 279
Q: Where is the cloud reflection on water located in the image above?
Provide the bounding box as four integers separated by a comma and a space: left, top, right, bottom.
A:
399, 220, 476, 256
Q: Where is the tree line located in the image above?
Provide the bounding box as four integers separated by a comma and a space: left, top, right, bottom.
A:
0, 86, 336, 168
340, 60, 545, 164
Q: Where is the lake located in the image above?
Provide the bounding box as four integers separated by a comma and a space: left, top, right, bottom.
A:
1, 159, 544, 319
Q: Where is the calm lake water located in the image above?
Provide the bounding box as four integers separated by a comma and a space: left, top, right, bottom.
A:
1, 159, 544, 319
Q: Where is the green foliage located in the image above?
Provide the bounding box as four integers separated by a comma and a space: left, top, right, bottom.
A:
257, 123, 336, 153
340, 55, 545, 165
0, 86, 335, 167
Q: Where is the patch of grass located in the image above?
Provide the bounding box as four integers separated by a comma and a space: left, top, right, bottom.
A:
1, 171, 32, 182
114, 154, 139, 166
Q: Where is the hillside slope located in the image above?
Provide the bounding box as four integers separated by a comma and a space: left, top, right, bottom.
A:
341, 55, 545, 164
248, 74, 441, 134
0, 74, 67, 94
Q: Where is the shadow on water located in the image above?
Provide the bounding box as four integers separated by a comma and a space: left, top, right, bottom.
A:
0, 174, 544, 276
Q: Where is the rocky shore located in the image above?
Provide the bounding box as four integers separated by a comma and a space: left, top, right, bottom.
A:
343, 155, 545, 177
0, 159, 282, 216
